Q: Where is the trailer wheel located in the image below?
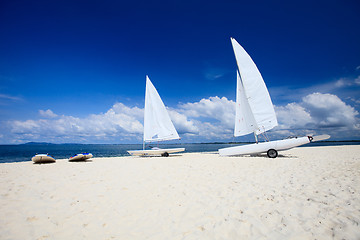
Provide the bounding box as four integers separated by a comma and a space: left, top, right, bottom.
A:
162, 152, 169, 157
267, 149, 278, 158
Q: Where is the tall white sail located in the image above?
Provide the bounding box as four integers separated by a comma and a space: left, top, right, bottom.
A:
143, 76, 180, 142
231, 38, 278, 136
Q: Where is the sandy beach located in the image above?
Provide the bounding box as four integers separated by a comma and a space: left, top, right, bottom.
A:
1, 145, 360, 240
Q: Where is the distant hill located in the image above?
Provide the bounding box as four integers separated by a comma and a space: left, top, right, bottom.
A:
22, 142, 83, 145
23, 142, 55, 145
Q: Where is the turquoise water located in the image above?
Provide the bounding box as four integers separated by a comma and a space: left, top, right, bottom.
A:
0, 142, 358, 163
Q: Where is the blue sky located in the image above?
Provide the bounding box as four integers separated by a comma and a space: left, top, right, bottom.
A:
0, 0, 359, 144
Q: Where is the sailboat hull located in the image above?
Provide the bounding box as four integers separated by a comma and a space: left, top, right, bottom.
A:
218, 136, 312, 156
127, 148, 185, 156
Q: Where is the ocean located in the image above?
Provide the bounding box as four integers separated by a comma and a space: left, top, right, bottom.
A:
0, 142, 358, 163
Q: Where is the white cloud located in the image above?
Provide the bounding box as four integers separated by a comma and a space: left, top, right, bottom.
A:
39, 109, 58, 118
4, 92, 360, 144
9, 103, 144, 143
355, 76, 360, 85
0, 94, 21, 101
276, 103, 312, 129
176, 93, 359, 141
204, 67, 229, 81
270, 75, 360, 105
178, 96, 235, 128
333, 76, 360, 87
334, 78, 351, 88
302, 93, 358, 128
168, 110, 199, 134
6, 97, 237, 143
0, 94, 22, 105
275, 93, 359, 138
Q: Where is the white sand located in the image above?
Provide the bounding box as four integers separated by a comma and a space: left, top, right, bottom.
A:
0, 145, 360, 240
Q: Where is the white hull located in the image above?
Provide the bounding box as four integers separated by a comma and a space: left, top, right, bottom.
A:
32, 154, 56, 163
219, 136, 312, 156
127, 148, 185, 156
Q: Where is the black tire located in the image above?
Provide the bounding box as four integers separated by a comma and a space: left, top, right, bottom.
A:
162, 152, 169, 157
267, 149, 278, 158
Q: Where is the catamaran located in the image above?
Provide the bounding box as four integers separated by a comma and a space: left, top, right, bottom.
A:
127, 76, 185, 157
218, 38, 329, 158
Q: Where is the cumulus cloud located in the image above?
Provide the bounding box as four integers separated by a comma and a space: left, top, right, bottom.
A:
5, 97, 237, 143
275, 93, 359, 138
302, 93, 358, 128
172, 96, 239, 141
276, 103, 312, 129
167, 110, 199, 134
174, 93, 359, 140
9, 103, 144, 143
4, 92, 360, 143
178, 96, 235, 128
39, 109, 58, 118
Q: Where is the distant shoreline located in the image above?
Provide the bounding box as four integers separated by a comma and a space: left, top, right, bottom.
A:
4, 140, 360, 146
1, 141, 360, 164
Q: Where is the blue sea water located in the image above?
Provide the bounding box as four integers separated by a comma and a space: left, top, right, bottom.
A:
0, 142, 358, 163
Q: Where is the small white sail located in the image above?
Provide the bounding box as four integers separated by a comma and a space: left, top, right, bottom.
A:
143, 76, 180, 142
231, 38, 278, 135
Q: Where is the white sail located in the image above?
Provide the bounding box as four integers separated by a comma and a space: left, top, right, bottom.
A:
234, 70, 257, 136
231, 37, 278, 136
143, 76, 180, 142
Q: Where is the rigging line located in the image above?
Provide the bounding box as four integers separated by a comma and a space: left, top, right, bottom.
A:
261, 132, 269, 142
258, 126, 269, 142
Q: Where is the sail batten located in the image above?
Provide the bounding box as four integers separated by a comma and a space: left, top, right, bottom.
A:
143, 76, 180, 142
231, 38, 278, 136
